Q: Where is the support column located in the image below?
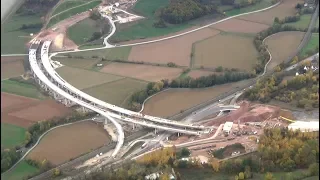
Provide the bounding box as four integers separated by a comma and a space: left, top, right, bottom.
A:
81, 106, 86, 113
166, 137, 169, 141
154, 128, 157, 135
178, 133, 180, 137
132, 123, 135, 130
104, 118, 108, 125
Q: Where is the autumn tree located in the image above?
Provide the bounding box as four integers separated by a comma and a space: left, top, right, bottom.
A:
264, 172, 274, 180
209, 158, 220, 172
238, 172, 245, 180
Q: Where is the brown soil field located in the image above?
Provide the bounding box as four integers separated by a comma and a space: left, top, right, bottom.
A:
238, 0, 304, 25
193, 33, 258, 71
187, 70, 217, 79
9, 100, 72, 122
142, 80, 247, 117
1, 93, 72, 128
83, 78, 147, 107
100, 63, 183, 82
1, 56, 26, 80
265, 31, 305, 70
128, 28, 220, 66
1, 93, 39, 113
56, 66, 124, 89
211, 18, 270, 34
27, 121, 110, 165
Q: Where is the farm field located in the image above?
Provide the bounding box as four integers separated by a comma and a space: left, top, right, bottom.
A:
128, 28, 220, 66
1, 79, 46, 100
142, 80, 247, 117
1, 56, 26, 80
211, 18, 270, 34
300, 33, 319, 57
67, 18, 101, 45
53, 56, 100, 69
52, 0, 89, 16
265, 31, 305, 70
187, 70, 215, 79
1, 160, 39, 180
66, 46, 132, 61
193, 33, 258, 71
56, 66, 124, 89
284, 14, 312, 29
1, 92, 72, 128
100, 63, 183, 82
238, 0, 303, 25
1, 123, 26, 149
47, 0, 101, 28
83, 78, 147, 107
1, 14, 42, 54
27, 121, 110, 165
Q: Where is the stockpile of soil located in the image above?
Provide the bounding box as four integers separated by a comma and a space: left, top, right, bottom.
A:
238, 104, 280, 123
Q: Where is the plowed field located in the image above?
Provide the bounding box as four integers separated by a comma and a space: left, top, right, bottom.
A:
128, 28, 220, 66
1, 56, 25, 80
211, 18, 269, 34
27, 121, 110, 165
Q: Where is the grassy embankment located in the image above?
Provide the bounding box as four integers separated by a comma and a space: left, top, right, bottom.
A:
1, 160, 39, 180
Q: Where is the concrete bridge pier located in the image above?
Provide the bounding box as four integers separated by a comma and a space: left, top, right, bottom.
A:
104, 118, 108, 125
177, 133, 180, 137
154, 128, 158, 135
132, 123, 135, 130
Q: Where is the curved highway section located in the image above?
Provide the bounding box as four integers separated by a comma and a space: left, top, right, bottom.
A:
40, 41, 209, 135
29, 43, 124, 158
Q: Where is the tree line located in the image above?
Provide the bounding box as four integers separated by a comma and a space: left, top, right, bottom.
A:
128, 71, 255, 111
243, 62, 319, 109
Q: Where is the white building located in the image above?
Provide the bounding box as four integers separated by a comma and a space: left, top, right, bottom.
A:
223, 122, 233, 134
288, 121, 319, 132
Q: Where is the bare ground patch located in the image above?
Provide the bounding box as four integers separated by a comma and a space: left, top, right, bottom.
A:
193, 33, 258, 71
128, 28, 220, 67
1, 56, 26, 80
100, 63, 183, 82
238, 0, 304, 25
142, 81, 247, 117
211, 18, 270, 34
27, 121, 110, 165
265, 31, 305, 70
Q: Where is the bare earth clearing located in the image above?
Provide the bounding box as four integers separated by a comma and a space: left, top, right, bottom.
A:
193, 33, 258, 71
265, 31, 305, 70
100, 63, 183, 82
128, 28, 220, 66
27, 121, 110, 165
56, 66, 124, 90
1, 56, 25, 80
238, 0, 303, 25
1, 93, 71, 128
142, 81, 247, 117
211, 18, 270, 34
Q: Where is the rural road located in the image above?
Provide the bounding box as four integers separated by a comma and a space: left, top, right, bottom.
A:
285, 53, 319, 71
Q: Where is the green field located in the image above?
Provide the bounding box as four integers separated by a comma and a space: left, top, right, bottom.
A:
225, 0, 272, 16
300, 33, 319, 57
47, 0, 101, 28
1, 14, 42, 54
83, 78, 147, 107
1, 79, 46, 100
284, 14, 312, 29
1, 160, 39, 180
56, 66, 124, 89
52, 0, 89, 16
67, 18, 100, 45
1, 123, 26, 149
66, 47, 132, 61
53, 56, 101, 69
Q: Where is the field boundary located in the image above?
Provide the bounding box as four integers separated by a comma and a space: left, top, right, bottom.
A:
54, 0, 281, 54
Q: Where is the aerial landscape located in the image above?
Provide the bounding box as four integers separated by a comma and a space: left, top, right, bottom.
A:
1, 0, 319, 179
